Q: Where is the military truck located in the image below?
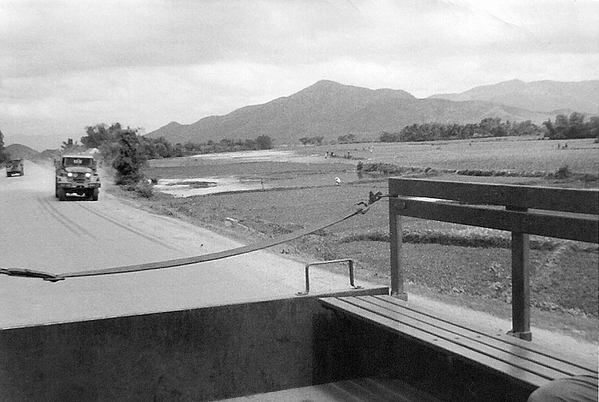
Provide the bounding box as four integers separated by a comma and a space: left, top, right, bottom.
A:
6, 159, 24, 177
55, 154, 101, 201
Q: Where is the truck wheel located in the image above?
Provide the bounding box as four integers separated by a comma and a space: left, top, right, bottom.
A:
55, 185, 59, 198
92, 188, 99, 201
58, 188, 67, 201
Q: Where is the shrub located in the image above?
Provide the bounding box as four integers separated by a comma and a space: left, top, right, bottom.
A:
134, 180, 154, 198
554, 165, 571, 179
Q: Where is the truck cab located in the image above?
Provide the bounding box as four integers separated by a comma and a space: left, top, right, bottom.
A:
55, 154, 101, 201
6, 159, 24, 177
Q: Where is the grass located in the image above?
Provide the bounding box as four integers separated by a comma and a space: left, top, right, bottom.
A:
113, 137, 598, 343
302, 136, 599, 176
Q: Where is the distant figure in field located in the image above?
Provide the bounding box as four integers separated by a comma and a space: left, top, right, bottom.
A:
335, 177, 341, 186
527, 375, 598, 402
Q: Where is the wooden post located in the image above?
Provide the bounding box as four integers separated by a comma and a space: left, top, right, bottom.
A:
509, 206, 532, 341
389, 197, 407, 300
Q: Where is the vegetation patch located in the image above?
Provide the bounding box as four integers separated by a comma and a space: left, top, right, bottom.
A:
340, 229, 561, 251
358, 162, 599, 182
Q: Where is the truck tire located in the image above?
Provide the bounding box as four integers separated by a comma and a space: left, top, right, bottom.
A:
55, 185, 59, 198
92, 188, 99, 201
58, 188, 67, 201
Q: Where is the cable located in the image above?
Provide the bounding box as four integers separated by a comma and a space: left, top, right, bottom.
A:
1, 191, 387, 282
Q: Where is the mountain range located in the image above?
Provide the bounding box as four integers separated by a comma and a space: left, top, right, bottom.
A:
146, 79, 599, 145
3, 143, 51, 161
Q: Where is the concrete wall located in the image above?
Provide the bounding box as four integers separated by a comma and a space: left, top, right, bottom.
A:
0, 289, 389, 402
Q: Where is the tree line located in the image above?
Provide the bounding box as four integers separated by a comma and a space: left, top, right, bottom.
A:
380, 118, 544, 142
77, 123, 273, 159
60, 123, 274, 185
379, 113, 599, 143
542, 112, 599, 140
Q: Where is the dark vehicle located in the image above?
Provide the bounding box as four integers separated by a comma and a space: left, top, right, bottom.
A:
55, 154, 101, 201
6, 159, 24, 177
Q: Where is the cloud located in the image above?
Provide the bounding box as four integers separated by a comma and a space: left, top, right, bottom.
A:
1, 0, 598, 143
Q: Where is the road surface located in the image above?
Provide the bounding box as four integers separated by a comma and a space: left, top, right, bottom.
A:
0, 160, 374, 329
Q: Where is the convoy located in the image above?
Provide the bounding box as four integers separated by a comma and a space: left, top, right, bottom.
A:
54, 154, 101, 201
5, 159, 24, 177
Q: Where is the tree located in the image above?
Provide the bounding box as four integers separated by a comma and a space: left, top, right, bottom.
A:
567, 112, 585, 139
256, 135, 273, 150
0, 129, 9, 164
543, 119, 557, 139
338, 133, 356, 144
588, 117, 599, 141
554, 114, 569, 139
112, 129, 146, 185
81, 123, 121, 149
298, 136, 323, 146
379, 131, 401, 142
61, 138, 83, 153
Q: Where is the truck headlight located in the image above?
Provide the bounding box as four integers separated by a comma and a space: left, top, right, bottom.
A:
85, 172, 91, 178
67, 172, 74, 177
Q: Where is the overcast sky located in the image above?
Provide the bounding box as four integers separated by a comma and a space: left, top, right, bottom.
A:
1, 0, 598, 150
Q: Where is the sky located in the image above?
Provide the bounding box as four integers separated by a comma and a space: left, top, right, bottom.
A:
1, 0, 598, 150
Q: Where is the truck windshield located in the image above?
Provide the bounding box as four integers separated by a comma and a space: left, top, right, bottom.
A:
63, 158, 93, 167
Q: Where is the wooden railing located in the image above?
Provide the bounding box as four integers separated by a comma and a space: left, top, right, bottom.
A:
388, 178, 599, 340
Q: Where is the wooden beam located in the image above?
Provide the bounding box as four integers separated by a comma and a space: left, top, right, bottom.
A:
390, 199, 598, 244
509, 206, 531, 341
389, 178, 599, 215
389, 197, 407, 300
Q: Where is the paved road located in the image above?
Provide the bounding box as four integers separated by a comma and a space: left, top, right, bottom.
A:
0, 160, 374, 329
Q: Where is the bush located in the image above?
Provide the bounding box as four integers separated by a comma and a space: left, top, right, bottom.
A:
134, 180, 154, 198
554, 165, 571, 179
123, 180, 154, 198
112, 130, 147, 185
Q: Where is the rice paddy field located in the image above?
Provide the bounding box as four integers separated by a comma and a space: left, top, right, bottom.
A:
121, 137, 598, 342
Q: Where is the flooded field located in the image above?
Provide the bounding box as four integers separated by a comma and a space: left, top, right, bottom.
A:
153, 176, 268, 197
148, 148, 361, 197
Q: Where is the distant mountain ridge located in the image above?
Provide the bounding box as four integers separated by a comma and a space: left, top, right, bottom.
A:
147, 79, 597, 145
429, 79, 599, 114
4, 134, 62, 153
5, 143, 41, 160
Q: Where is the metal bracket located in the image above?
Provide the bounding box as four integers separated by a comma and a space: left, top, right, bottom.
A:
296, 258, 362, 296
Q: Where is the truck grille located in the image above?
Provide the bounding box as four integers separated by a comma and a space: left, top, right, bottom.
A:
73, 173, 87, 183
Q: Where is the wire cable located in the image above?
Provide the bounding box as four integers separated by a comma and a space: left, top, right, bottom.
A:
1, 191, 387, 282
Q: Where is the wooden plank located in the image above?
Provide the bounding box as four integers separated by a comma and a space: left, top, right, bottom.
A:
336, 297, 579, 381
359, 296, 596, 377
320, 297, 550, 389
346, 378, 444, 402
389, 178, 599, 215
217, 378, 443, 402
374, 295, 598, 374
511, 228, 531, 340
389, 197, 405, 298
390, 199, 599, 243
